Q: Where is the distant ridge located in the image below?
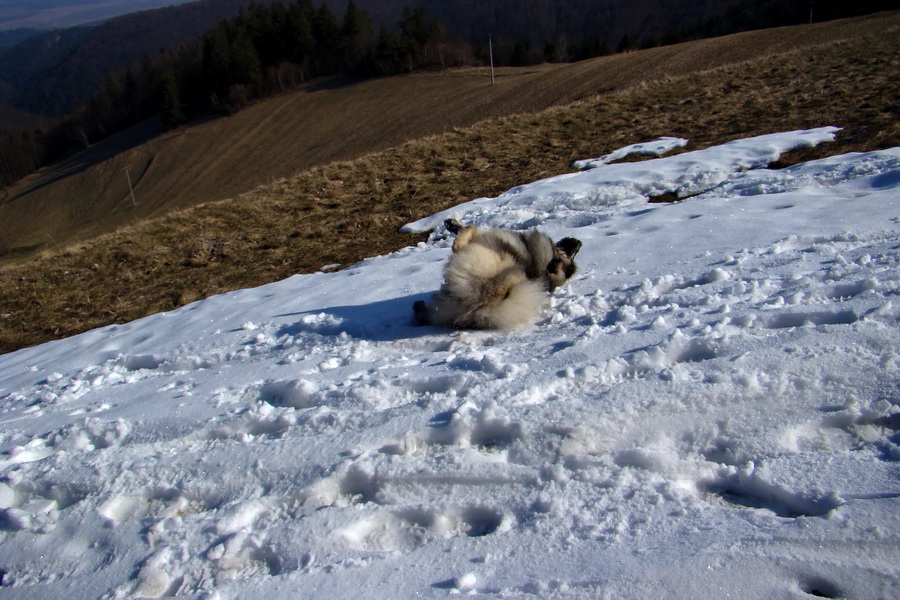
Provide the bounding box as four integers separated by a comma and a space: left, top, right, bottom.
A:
0, 0, 196, 31
0, 0, 255, 116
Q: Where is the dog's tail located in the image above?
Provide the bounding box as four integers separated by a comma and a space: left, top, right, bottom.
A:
435, 244, 547, 330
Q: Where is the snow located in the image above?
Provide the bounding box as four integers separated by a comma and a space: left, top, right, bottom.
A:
401, 127, 841, 234
1, 127, 899, 599
571, 136, 689, 170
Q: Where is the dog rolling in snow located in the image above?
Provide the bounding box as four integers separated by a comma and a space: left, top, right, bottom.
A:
413, 218, 582, 330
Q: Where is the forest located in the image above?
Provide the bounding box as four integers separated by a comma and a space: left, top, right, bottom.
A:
0, 1, 460, 188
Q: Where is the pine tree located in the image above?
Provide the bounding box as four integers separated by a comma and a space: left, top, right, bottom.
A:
228, 26, 263, 89
399, 5, 438, 66
375, 26, 404, 74
285, 0, 314, 65
160, 70, 186, 128
202, 25, 232, 98
312, 2, 341, 74
340, 1, 375, 74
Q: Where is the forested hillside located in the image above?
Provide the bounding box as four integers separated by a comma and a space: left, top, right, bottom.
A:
0, 28, 41, 50
4, 0, 894, 121
0, 0, 255, 117
0, 0, 894, 190
0, 1, 450, 188
326, 0, 896, 61
0, 0, 196, 30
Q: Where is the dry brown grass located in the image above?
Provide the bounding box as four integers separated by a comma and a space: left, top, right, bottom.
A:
0, 12, 898, 353
3, 11, 897, 263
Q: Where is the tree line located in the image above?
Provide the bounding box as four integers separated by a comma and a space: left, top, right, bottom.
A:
1, 1, 457, 189
162, 0, 461, 124
2, 0, 638, 189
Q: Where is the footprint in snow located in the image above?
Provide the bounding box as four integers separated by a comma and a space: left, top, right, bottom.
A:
339, 505, 511, 552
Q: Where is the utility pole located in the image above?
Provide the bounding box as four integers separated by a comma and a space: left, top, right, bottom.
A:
124, 166, 137, 206
489, 35, 495, 85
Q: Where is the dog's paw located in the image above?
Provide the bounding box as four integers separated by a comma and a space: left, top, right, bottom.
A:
444, 219, 465, 235
413, 300, 429, 325
555, 237, 582, 258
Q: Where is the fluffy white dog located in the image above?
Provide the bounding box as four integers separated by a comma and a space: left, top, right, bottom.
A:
414, 219, 582, 330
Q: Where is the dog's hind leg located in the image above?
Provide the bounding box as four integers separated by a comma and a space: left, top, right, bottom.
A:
413, 300, 430, 325
445, 219, 487, 253
444, 219, 479, 252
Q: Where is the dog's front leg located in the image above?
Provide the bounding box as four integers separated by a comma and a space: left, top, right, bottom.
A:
445, 218, 465, 234
445, 219, 479, 252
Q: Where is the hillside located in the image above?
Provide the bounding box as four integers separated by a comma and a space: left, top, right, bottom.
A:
0, 11, 898, 353
3, 0, 892, 122
1, 0, 256, 117
0, 0, 196, 30
0, 102, 43, 131
0, 28, 40, 49
3, 12, 897, 264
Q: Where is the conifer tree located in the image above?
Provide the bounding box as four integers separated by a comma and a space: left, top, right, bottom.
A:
375, 26, 404, 74
160, 70, 186, 128
312, 2, 341, 74
340, 1, 375, 74
227, 26, 263, 89
285, 0, 315, 65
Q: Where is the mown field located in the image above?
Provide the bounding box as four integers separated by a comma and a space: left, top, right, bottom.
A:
0, 11, 897, 353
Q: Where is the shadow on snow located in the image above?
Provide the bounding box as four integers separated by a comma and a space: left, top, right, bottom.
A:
274, 291, 446, 342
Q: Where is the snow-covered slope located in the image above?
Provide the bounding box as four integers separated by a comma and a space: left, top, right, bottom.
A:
1, 128, 898, 599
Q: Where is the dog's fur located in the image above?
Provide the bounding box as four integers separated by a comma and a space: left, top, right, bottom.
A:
414, 219, 582, 330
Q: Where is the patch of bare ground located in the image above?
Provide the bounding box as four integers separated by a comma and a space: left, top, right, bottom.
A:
0, 12, 897, 353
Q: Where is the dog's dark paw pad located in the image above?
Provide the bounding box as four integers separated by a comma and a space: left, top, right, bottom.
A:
444, 219, 464, 235
556, 237, 582, 258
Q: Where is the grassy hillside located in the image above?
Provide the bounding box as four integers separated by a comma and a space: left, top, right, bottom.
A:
0, 11, 898, 353
3, 11, 897, 265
